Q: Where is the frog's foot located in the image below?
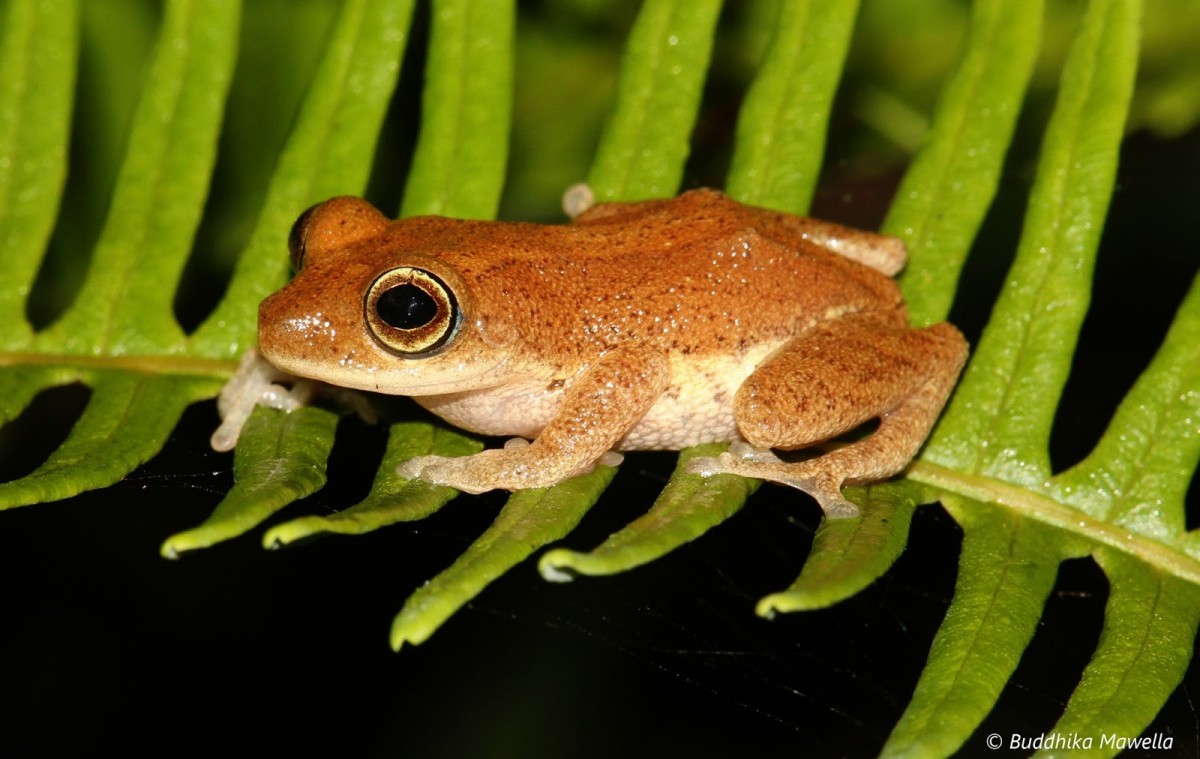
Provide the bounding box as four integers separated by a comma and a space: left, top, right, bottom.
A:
211, 348, 376, 452
396, 453, 496, 493
397, 443, 621, 494
686, 443, 860, 518
211, 349, 314, 451
503, 437, 625, 469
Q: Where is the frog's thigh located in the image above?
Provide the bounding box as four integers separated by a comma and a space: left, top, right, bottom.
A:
398, 347, 669, 492
723, 318, 966, 515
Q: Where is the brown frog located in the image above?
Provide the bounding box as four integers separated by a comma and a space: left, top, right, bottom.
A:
218, 188, 967, 517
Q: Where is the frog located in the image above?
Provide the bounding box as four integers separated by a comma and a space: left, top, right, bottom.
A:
215, 187, 967, 518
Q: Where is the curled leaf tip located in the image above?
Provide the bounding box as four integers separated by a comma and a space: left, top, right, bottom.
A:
754, 598, 781, 620
537, 550, 579, 582
389, 619, 430, 652
755, 592, 813, 617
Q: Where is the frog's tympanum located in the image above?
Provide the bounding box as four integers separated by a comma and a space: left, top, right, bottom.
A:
217, 189, 967, 517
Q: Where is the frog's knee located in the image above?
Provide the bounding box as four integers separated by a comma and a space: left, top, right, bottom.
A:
733, 372, 838, 449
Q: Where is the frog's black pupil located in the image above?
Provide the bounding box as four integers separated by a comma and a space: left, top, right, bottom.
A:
377, 283, 438, 329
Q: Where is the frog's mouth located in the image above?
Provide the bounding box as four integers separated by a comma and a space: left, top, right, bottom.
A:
363, 360, 517, 398
261, 346, 517, 399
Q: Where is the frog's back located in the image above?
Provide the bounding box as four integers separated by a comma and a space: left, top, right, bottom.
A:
551, 190, 904, 350
410, 189, 905, 362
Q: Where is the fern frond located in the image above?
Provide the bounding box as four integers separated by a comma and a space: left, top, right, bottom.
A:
2, 2, 1197, 755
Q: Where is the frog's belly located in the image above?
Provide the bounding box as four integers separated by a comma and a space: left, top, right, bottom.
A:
413, 350, 773, 451
618, 352, 766, 449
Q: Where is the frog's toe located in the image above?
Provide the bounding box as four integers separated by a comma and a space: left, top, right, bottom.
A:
685, 451, 859, 519
399, 446, 621, 494
398, 449, 533, 493
436, 477, 495, 495
771, 472, 860, 518
686, 443, 777, 478
396, 454, 440, 482
818, 494, 860, 519
725, 441, 782, 464
684, 454, 725, 478
596, 450, 625, 468
397, 454, 490, 492
685, 452, 748, 478
561, 182, 595, 218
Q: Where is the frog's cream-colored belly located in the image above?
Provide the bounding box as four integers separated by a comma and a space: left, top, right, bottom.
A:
413, 348, 776, 450
617, 349, 774, 449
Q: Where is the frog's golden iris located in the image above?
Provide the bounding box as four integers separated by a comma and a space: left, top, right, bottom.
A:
365, 266, 462, 357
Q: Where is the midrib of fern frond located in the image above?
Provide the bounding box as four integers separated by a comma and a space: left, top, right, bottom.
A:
0, 352, 232, 377
910, 461, 1200, 583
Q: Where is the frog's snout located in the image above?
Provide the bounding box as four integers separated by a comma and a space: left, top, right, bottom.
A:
256, 285, 345, 369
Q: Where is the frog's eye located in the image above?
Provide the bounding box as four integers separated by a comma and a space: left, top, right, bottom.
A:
366, 267, 461, 355
288, 203, 321, 271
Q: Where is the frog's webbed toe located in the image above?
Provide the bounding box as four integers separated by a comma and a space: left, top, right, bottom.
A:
212, 348, 380, 452
211, 349, 317, 452
396, 444, 620, 494
686, 444, 861, 519
396, 453, 502, 494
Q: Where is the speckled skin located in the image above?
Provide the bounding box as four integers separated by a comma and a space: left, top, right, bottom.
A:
255, 189, 967, 516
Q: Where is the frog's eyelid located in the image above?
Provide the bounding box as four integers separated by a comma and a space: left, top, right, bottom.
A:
288, 203, 321, 271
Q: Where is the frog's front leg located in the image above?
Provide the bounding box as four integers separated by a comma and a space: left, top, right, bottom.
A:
397, 348, 670, 492
211, 348, 377, 452
211, 349, 318, 451
688, 315, 967, 517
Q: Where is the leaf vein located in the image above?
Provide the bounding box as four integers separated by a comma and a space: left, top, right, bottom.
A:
910, 462, 1200, 584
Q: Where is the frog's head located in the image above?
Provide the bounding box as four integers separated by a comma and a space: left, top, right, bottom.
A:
258, 197, 522, 397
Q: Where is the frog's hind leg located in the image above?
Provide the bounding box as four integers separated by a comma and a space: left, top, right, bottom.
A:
687, 316, 966, 517
769, 216, 907, 276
